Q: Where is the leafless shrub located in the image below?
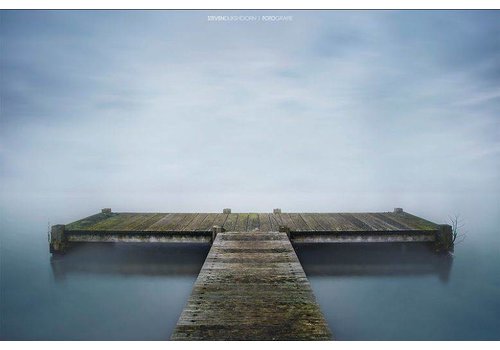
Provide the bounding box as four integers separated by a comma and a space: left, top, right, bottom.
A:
449, 214, 466, 244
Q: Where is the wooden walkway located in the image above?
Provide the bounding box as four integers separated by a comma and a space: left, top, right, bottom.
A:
170, 231, 332, 340
64, 211, 439, 233
49, 208, 453, 340
58, 210, 443, 247
51, 208, 453, 253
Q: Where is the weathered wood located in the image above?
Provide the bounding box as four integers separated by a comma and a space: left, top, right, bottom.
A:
176, 213, 198, 231
59, 210, 445, 249
336, 213, 372, 231
211, 213, 229, 229
269, 213, 282, 231
289, 213, 311, 231
197, 214, 219, 232
61, 211, 442, 234
300, 214, 325, 231
257, 213, 273, 232
171, 231, 332, 340
371, 213, 412, 230
222, 213, 239, 232
110, 213, 150, 230
167, 213, 192, 231
350, 213, 391, 231
53, 209, 451, 339
132, 213, 168, 230
145, 213, 175, 231
90, 213, 136, 230
183, 213, 208, 231
277, 213, 295, 230
246, 213, 260, 231
233, 213, 250, 232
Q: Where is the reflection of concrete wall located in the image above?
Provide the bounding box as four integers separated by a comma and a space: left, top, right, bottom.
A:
51, 241, 452, 284
50, 243, 210, 281
294, 243, 453, 283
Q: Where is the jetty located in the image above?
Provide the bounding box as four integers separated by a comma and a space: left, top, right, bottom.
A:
50, 208, 453, 340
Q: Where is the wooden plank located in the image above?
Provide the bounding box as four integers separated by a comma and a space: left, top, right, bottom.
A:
65, 212, 114, 231
314, 213, 356, 231
377, 212, 414, 230
269, 214, 282, 231
146, 213, 175, 231
233, 213, 249, 232
246, 213, 260, 231
111, 214, 151, 231
87, 213, 136, 230
289, 213, 311, 231
257, 213, 273, 232
131, 213, 169, 230
222, 213, 239, 232
161, 213, 193, 231
395, 212, 439, 230
337, 213, 373, 231
300, 214, 325, 231
278, 213, 296, 230
182, 214, 208, 231
366, 213, 405, 231
168, 214, 196, 231
305, 214, 330, 231
211, 213, 229, 228
370, 213, 410, 230
350, 213, 392, 231
62, 211, 440, 234
196, 214, 219, 232
176, 213, 198, 231
171, 231, 332, 340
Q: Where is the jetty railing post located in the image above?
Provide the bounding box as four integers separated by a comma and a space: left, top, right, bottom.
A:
212, 225, 223, 244
279, 226, 291, 239
273, 208, 282, 214
435, 224, 454, 252
223, 208, 231, 214
49, 224, 67, 254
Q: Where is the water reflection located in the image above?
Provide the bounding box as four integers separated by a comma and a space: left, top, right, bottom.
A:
294, 242, 453, 283
50, 243, 210, 281
46, 241, 457, 340
51, 241, 452, 283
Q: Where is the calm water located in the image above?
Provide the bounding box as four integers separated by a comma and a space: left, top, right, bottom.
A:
1, 199, 499, 340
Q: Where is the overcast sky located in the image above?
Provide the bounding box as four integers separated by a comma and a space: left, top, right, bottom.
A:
1, 10, 499, 218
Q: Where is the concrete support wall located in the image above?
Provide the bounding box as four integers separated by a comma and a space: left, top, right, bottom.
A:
50, 224, 67, 253
435, 224, 454, 252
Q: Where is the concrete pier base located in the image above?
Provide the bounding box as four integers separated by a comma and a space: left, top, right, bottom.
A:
435, 224, 454, 252
50, 224, 68, 254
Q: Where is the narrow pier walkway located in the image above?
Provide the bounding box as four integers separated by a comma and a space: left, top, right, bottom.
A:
171, 231, 332, 340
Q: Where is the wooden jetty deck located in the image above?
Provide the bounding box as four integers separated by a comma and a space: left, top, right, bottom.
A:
50, 208, 453, 252
49, 208, 453, 340
171, 231, 332, 340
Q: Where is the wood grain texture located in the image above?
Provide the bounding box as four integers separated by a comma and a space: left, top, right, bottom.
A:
64, 211, 439, 234
171, 231, 332, 340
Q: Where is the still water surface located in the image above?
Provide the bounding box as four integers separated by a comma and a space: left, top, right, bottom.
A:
1, 203, 499, 340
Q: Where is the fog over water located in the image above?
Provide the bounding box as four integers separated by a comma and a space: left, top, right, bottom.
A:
1, 10, 499, 340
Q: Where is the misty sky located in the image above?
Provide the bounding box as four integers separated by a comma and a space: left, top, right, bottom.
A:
1, 10, 499, 219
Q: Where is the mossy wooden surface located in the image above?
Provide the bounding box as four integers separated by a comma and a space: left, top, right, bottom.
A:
64, 211, 439, 234
171, 231, 332, 340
